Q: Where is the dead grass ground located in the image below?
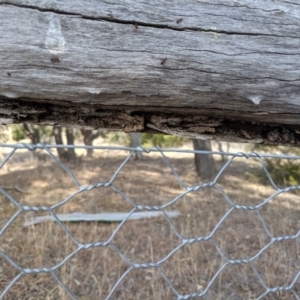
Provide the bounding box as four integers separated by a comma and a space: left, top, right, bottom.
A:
0, 141, 299, 300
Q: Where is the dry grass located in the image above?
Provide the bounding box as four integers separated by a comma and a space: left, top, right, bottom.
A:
0, 144, 299, 300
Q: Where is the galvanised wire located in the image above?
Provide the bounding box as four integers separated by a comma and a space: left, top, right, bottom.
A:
0, 143, 299, 300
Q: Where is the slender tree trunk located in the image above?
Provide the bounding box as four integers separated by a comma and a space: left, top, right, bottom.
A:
65, 128, 76, 161
53, 127, 76, 161
129, 133, 143, 160
193, 139, 215, 181
217, 141, 230, 162
53, 127, 67, 160
81, 129, 93, 157
23, 124, 40, 144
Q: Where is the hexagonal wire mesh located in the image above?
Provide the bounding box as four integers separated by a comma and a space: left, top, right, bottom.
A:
0, 143, 299, 300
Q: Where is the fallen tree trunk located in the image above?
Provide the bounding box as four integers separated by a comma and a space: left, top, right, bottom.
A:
1, 0, 300, 145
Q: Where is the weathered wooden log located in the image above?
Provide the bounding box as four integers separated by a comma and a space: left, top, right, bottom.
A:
1, 0, 300, 145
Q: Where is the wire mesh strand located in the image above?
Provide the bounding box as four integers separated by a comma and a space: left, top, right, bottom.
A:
0, 143, 299, 300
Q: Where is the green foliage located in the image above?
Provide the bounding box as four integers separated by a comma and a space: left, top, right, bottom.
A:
39, 126, 53, 142
252, 144, 300, 188
33, 125, 53, 143
9, 124, 53, 142
108, 132, 130, 145
141, 133, 187, 147
264, 158, 300, 187
105, 132, 188, 148
10, 124, 26, 141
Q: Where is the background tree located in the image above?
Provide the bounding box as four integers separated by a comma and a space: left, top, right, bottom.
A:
193, 139, 215, 181
6, 124, 218, 175
53, 127, 76, 162
10, 124, 53, 144
141, 133, 187, 148
80, 129, 106, 157
23, 124, 40, 144
129, 133, 143, 160
249, 144, 300, 189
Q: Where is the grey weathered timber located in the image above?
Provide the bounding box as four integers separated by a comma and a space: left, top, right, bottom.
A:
1, 0, 300, 145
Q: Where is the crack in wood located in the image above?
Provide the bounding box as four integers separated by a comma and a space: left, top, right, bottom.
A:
0, 1, 274, 36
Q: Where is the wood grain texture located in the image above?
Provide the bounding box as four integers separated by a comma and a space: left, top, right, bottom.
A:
1, 0, 300, 144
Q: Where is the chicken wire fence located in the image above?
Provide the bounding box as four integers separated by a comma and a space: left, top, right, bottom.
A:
0, 143, 299, 300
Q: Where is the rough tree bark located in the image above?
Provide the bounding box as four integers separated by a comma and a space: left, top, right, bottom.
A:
1, 1, 300, 146
23, 124, 40, 144
193, 140, 215, 181
65, 128, 76, 161
53, 127, 76, 161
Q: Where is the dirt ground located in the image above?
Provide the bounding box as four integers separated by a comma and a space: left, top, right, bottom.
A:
0, 140, 299, 300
